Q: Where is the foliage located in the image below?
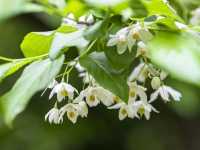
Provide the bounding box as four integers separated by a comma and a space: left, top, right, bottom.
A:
0, 0, 200, 126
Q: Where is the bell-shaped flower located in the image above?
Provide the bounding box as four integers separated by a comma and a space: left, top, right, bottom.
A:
128, 82, 148, 103
128, 63, 149, 83
74, 87, 100, 107
150, 85, 182, 103
45, 107, 61, 124
75, 101, 88, 118
133, 100, 159, 120
59, 103, 79, 124
108, 102, 138, 120
107, 27, 131, 54
92, 87, 115, 106
128, 22, 153, 43
49, 82, 77, 102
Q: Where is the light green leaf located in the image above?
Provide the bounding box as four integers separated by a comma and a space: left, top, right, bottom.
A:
21, 31, 54, 57
141, 0, 182, 21
80, 52, 129, 102
21, 24, 77, 58
0, 59, 33, 82
0, 55, 64, 126
49, 29, 89, 59
148, 31, 200, 86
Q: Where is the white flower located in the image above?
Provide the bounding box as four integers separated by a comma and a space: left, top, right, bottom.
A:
45, 107, 61, 124
75, 62, 85, 72
75, 101, 88, 118
86, 14, 95, 24
136, 41, 147, 57
128, 63, 149, 83
74, 86, 100, 107
150, 85, 182, 103
128, 22, 153, 43
107, 27, 130, 54
79, 14, 94, 24
151, 77, 161, 90
92, 87, 115, 106
49, 82, 77, 102
109, 102, 138, 120
59, 103, 79, 124
63, 13, 77, 27
133, 100, 159, 120
128, 82, 148, 102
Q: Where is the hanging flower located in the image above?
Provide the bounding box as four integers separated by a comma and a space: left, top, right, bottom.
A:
108, 102, 138, 120
150, 85, 182, 103
74, 86, 100, 107
59, 103, 79, 124
49, 82, 77, 102
92, 87, 115, 106
133, 100, 159, 120
128, 62, 149, 83
107, 27, 131, 54
128, 22, 153, 43
128, 82, 148, 102
45, 107, 61, 124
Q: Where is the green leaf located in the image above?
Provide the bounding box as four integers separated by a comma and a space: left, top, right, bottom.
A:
105, 47, 136, 71
21, 31, 54, 57
21, 24, 77, 58
141, 0, 182, 21
80, 52, 129, 102
0, 59, 33, 82
0, 0, 45, 22
49, 29, 89, 59
0, 55, 64, 126
148, 31, 200, 86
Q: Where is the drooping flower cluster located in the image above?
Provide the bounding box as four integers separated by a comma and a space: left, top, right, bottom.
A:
44, 15, 182, 125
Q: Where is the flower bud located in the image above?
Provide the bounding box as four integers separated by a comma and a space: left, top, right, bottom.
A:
151, 77, 161, 90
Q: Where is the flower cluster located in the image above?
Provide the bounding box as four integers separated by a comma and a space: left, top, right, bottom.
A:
107, 22, 153, 55
44, 16, 182, 125
45, 61, 181, 124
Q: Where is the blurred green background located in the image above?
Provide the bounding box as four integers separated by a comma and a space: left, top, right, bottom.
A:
0, 0, 200, 150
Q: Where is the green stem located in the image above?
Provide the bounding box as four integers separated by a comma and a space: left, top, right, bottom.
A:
0, 54, 48, 62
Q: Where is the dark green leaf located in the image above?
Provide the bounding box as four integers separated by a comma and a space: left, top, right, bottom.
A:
80, 52, 129, 102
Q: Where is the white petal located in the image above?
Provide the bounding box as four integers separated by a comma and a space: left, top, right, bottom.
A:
149, 90, 159, 103
127, 35, 136, 52
49, 88, 56, 99
107, 37, 118, 46
57, 92, 65, 102
128, 63, 146, 82
159, 86, 170, 102
138, 29, 153, 42
119, 106, 128, 120
165, 86, 182, 101
108, 102, 124, 109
